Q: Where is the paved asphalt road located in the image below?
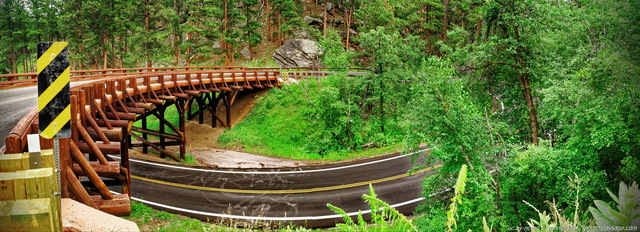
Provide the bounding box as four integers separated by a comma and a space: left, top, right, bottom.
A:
0, 81, 95, 150
0, 85, 38, 149
117, 152, 438, 227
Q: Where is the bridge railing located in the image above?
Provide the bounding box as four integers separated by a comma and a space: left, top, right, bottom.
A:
245, 66, 370, 71
4, 68, 281, 154
247, 67, 370, 80
0, 66, 245, 89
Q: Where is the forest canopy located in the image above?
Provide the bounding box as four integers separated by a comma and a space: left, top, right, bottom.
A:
1, 0, 638, 230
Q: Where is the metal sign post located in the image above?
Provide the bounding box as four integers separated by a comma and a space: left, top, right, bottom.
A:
53, 123, 60, 191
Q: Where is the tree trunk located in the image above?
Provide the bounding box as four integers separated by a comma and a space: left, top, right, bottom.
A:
173, 0, 180, 65
246, 8, 253, 61
514, 26, 540, 144
186, 12, 194, 67
278, 12, 282, 46
145, 0, 152, 68
518, 72, 539, 145
266, 0, 272, 42
102, 34, 108, 70
224, 0, 229, 66
441, 0, 449, 41
345, 7, 351, 50
323, 0, 327, 37
425, 4, 432, 54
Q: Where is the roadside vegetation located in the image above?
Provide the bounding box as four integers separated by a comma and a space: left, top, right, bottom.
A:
126, 201, 331, 232
221, 0, 640, 230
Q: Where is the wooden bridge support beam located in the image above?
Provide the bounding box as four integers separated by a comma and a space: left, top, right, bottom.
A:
130, 98, 185, 162
175, 98, 188, 160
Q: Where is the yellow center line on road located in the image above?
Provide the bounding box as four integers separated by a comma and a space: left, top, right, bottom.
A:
131, 164, 442, 194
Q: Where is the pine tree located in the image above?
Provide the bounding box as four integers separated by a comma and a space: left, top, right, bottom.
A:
241, 0, 263, 60
271, 0, 303, 46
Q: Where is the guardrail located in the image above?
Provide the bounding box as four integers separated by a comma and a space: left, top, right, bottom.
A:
245, 66, 370, 71
0, 66, 244, 89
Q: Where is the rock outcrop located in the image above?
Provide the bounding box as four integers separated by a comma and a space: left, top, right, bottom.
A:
241, 47, 251, 60
304, 16, 323, 26
272, 39, 322, 68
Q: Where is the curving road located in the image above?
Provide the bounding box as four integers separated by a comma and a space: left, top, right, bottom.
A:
0, 86, 38, 149
0, 81, 97, 149
1, 76, 438, 228
114, 151, 437, 227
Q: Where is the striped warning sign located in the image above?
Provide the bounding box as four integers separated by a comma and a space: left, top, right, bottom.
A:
37, 42, 71, 139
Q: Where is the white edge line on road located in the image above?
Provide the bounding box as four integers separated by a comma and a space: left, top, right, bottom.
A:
109, 187, 451, 222
119, 191, 425, 221
114, 149, 429, 175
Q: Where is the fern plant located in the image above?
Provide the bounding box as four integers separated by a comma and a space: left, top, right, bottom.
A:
445, 164, 468, 232
327, 184, 418, 232
589, 181, 640, 227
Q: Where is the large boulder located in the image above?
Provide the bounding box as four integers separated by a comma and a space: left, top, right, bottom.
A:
304, 16, 323, 26
272, 39, 322, 68
241, 47, 251, 60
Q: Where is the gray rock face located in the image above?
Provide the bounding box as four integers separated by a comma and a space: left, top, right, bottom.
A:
241, 47, 251, 60
212, 42, 222, 50
272, 39, 322, 68
304, 16, 323, 26
325, 2, 333, 11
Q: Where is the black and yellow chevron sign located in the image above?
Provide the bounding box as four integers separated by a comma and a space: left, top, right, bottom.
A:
37, 42, 71, 139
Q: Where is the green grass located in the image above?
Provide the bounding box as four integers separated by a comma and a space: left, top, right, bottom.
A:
132, 103, 184, 134
245, 55, 279, 67
125, 201, 326, 231
218, 79, 403, 161
181, 155, 197, 165
218, 82, 318, 160
126, 201, 212, 231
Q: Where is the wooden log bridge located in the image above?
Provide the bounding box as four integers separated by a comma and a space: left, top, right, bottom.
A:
0, 67, 281, 225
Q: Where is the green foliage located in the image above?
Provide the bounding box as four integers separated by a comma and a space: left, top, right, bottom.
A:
218, 85, 312, 159
272, 0, 304, 38
126, 201, 209, 231
403, 57, 490, 171
218, 77, 398, 160
327, 184, 417, 232
357, 27, 425, 140
414, 202, 448, 231
418, 166, 496, 231
445, 164, 468, 231
589, 181, 640, 227
240, 0, 263, 60
181, 155, 197, 165
306, 74, 365, 154
353, 0, 394, 33
522, 174, 584, 231
0, 0, 60, 73
319, 30, 352, 71
499, 144, 607, 227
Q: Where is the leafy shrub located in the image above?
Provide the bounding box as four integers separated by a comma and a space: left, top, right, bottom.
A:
499, 143, 607, 226
589, 181, 640, 227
